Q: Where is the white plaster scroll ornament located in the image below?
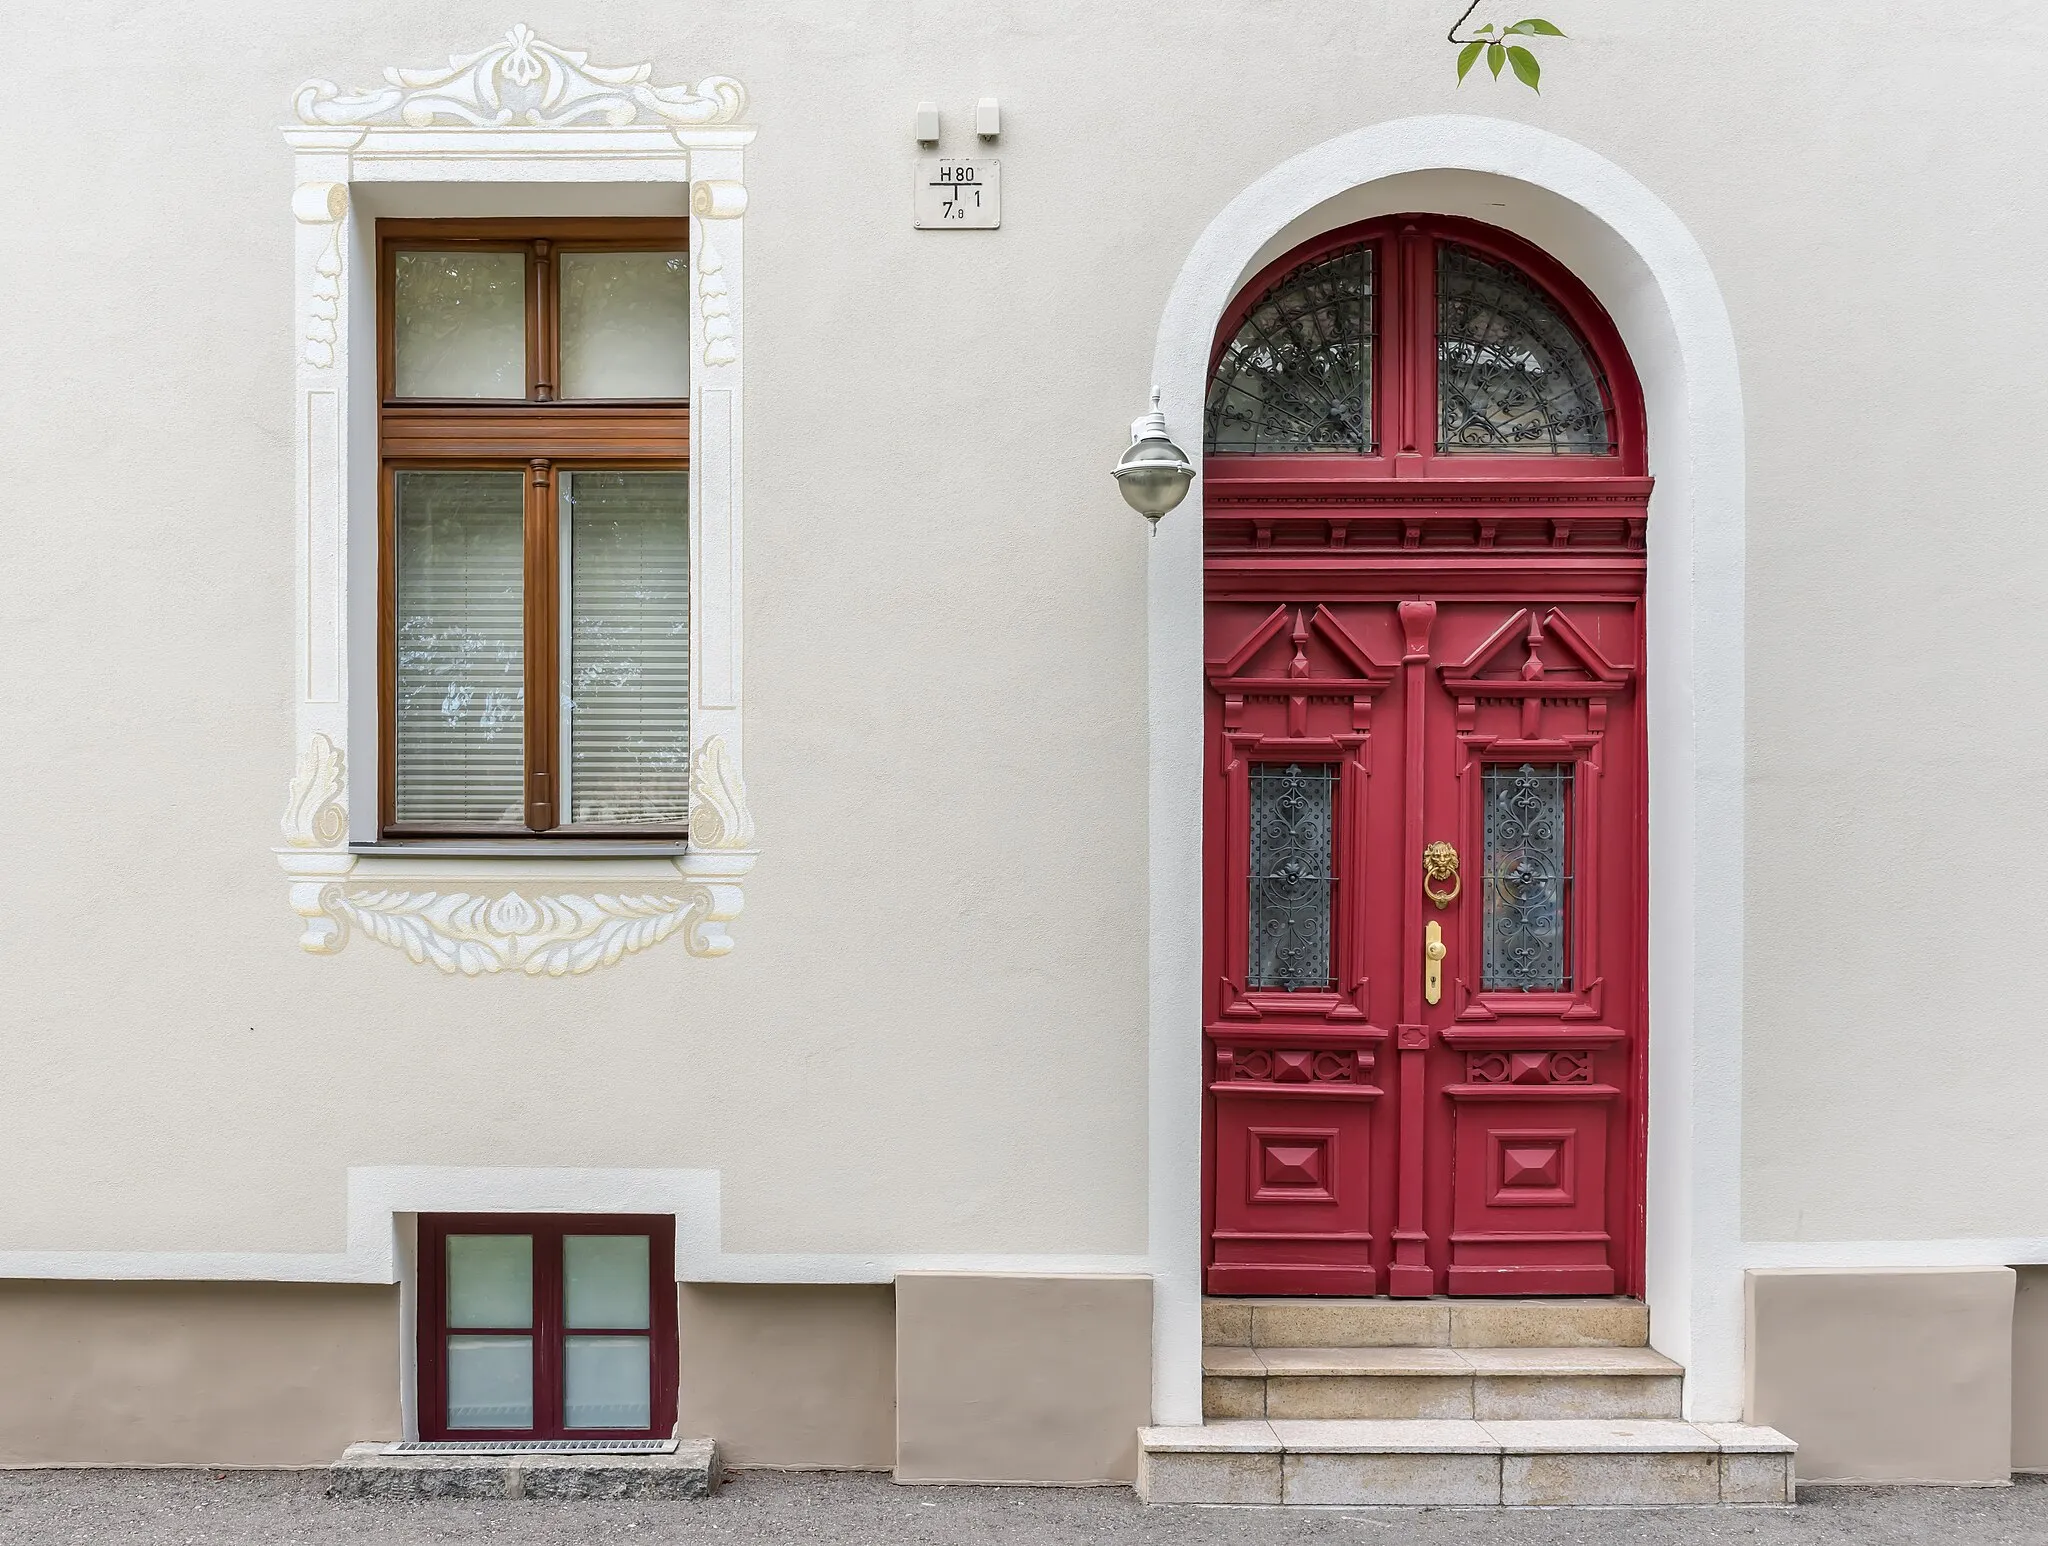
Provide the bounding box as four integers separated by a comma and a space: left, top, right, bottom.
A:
275, 736, 755, 972
686, 734, 754, 848
292, 183, 348, 370
696, 240, 736, 367
691, 174, 748, 370
292, 24, 746, 128
281, 731, 348, 847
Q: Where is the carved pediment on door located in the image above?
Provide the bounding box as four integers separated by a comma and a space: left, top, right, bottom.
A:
1439, 607, 1633, 702
1208, 603, 1396, 701
1441, 605, 1635, 741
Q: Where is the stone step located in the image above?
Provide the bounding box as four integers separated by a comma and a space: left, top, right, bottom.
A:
1204, 1344, 1684, 1421
1137, 1419, 1795, 1507
1203, 1296, 1649, 1350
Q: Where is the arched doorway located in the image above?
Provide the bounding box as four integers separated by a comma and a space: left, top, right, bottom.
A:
1201, 214, 1650, 1299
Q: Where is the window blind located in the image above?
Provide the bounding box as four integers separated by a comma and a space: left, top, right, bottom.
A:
562, 472, 690, 825
393, 471, 527, 825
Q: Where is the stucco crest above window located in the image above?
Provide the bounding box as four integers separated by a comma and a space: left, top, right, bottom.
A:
274, 29, 757, 976
293, 24, 746, 130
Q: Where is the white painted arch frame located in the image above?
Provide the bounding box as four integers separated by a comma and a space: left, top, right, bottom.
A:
1143, 116, 1746, 1422
274, 28, 759, 977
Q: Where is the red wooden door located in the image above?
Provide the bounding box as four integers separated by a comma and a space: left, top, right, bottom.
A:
1202, 590, 1645, 1297
1197, 213, 1652, 1298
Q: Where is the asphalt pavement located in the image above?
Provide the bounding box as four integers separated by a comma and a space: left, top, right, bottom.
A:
3, 1468, 2046, 1545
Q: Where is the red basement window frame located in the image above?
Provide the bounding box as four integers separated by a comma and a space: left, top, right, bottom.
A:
416, 1213, 677, 1443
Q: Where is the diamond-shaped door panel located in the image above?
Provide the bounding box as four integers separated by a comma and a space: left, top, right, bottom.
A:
1206, 1092, 1379, 1295
1447, 1096, 1614, 1295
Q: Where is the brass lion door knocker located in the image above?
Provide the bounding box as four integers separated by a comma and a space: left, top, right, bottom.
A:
1422, 841, 1461, 909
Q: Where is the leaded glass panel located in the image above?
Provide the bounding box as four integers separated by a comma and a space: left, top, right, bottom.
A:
1205, 246, 1373, 454
1247, 763, 1336, 991
1438, 245, 1611, 455
1481, 763, 1572, 990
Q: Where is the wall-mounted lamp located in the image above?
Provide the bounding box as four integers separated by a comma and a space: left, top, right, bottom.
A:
915, 102, 940, 145
976, 98, 1001, 139
1113, 389, 1197, 525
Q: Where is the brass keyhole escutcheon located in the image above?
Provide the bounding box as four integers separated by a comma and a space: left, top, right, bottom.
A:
1425, 920, 1447, 1006
1423, 841, 1461, 909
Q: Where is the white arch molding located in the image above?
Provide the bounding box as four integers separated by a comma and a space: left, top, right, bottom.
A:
1141, 116, 1747, 1424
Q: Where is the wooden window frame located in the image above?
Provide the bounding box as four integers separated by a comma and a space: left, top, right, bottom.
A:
376, 218, 692, 841
416, 1212, 679, 1443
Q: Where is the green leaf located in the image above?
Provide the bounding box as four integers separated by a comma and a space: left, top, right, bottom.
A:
1456, 40, 1485, 82
1507, 44, 1541, 90
1510, 17, 1567, 34
1476, 22, 1495, 34
1487, 41, 1506, 77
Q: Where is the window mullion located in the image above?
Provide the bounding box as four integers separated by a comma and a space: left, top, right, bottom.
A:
533, 238, 557, 403
534, 1223, 565, 1439
525, 458, 558, 831
1397, 224, 1430, 461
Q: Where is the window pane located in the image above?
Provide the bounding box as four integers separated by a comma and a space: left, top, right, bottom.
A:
1205, 245, 1372, 454
1481, 762, 1573, 990
559, 252, 691, 400
561, 471, 689, 826
565, 1235, 651, 1329
1247, 763, 1335, 991
564, 1336, 652, 1430
1437, 244, 1610, 454
446, 1234, 533, 1327
395, 471, 526, 826
447, 1335, 534, 1429
393, 251, 527, 399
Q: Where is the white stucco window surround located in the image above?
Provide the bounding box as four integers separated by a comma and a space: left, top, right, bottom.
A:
274, 27, 757, 976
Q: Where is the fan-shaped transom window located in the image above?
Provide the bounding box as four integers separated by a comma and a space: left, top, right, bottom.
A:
1204, 221, 1620, 461
1205, 246, 1373, 454
1437, 244, 1608, 454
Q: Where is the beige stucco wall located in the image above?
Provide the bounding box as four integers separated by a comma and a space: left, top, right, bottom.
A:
0, 1, 2044, 1260
1746, 1268, 2015, 1483
676, 1284, 895, 1469
0, 1282, 399, 1465
2014, 1267, 2048, 1472
895, 1273, 1152, 1483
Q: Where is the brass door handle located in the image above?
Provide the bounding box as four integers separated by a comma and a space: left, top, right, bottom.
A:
1425, 920, 1447, 1006
1423, 841, 1461, 908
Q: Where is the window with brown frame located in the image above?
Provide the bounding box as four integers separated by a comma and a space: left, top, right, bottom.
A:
378, 219, 692, 840
416, 1214, 678, 1442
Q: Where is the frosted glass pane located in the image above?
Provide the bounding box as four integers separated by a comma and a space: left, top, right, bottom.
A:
564, 1337, 651, 1429
393, 251, 527, 399
559, 251, 690, 399
1481, 762, 1573, 989
561, 472, 689, 825
447, 1335, 533, 1429
565, 1235, 650, 1329
446, 1234, 532, 1327
395, 472, 526, 826
1247, 763, 1336, 991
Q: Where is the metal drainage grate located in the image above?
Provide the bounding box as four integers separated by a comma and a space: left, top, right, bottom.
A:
385, 1439, 679, 1456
